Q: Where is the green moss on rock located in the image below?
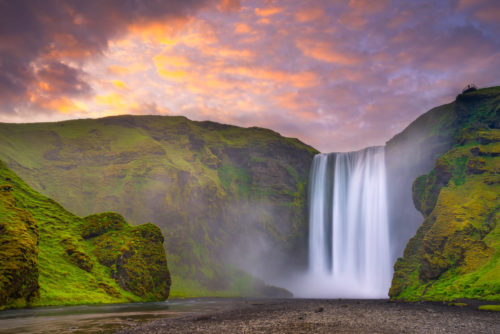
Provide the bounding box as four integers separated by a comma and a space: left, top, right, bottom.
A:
0, 161, 171, 309
89, 221, 171, 300
60, 238, 94, 272
390, 128, 500, 301
0, 183, 39, 309
82, 212, 126, 239
466, 156, 488, 175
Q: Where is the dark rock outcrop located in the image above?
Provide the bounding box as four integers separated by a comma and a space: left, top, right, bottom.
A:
86, 215, 171, 300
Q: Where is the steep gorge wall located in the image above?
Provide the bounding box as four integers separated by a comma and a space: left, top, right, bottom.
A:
390, 128, 499, 301
385, 102, 456, 262
0, 116, 318, 295
385, 86, 500, 263
387, 86, 500, 300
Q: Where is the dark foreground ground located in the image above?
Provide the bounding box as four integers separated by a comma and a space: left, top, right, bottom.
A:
117, 298, 500, 334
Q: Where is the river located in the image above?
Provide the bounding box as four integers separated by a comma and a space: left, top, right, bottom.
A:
0, 298, 246, 333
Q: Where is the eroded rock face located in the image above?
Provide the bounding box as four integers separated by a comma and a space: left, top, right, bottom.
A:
385, 86, 500, 266
390, 127, 500, 301
85, 214, 171, 300
0, 184, 39, 309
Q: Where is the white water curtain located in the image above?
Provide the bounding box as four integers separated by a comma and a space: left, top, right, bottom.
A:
308, 146, 392, 298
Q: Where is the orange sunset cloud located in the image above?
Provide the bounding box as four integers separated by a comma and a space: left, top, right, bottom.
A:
0, 0, 498, 152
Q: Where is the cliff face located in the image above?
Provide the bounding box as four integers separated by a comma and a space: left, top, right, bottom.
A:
390, 128, 499, 301
389, 87, 500, 301
0, 161, 170, 309
0, 116, 318, 296
385, 86, 500, 262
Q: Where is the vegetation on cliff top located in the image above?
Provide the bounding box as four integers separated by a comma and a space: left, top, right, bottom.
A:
390, 86, 500, 301
0, 161, 170, 309
0, 116, 318, 297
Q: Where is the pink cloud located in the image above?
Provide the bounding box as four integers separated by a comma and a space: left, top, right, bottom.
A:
1, 0, 499, 153
295, 6, 325, 22
254, 7, 284, 17
295, 38, 361, 65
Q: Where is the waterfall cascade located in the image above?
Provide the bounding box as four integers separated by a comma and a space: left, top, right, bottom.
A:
307, 146, 392, 298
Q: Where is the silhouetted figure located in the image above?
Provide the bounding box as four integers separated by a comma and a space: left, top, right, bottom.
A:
462, 84, 477, 94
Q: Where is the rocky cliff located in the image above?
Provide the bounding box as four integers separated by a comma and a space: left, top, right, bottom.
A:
389, 86, 500, 301
0, 161, 170, 309
386, 86, 500, 262
0, 116, 317, 296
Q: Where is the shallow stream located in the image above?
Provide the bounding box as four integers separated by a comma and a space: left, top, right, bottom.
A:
0, 298, 244, 333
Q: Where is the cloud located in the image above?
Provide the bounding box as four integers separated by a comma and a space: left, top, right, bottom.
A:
348, 0, 389, 13
0, 0, 215, 114
94, 92, 139, 114
225, 67, 319, 88
35, 62, 91, 97
295, 6, 325, 23
295, 38, 361, 65
107, 63, 150, 76
0, 0, 499, 153
217, 0, 241, 13
234, 23, 252, 34
254, 7, 284, 17
28, 96, 88, 115
111, 80, 129, 91
153, 54, 192, 81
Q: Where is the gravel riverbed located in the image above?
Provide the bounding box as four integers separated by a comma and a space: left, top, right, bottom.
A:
117, 298, 500, 333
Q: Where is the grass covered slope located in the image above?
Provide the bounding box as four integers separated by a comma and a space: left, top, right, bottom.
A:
390, 88, 500, 301
0, 161, 170, 309
0, 184, 39, 309
385, 86, 500, 262
0, 116, 318, 297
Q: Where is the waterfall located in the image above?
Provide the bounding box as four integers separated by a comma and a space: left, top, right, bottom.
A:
307, 146, 392, 298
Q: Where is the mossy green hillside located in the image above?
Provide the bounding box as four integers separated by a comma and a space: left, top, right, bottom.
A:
84, 213, 171, 300
0, 116, 318, 296
390, 128, 500, 301
0, 184, 39, 310
385, 86, 500, 260
0, 161, 170, 309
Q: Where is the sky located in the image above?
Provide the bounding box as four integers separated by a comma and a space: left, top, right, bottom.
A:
0, 0, 499, 152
